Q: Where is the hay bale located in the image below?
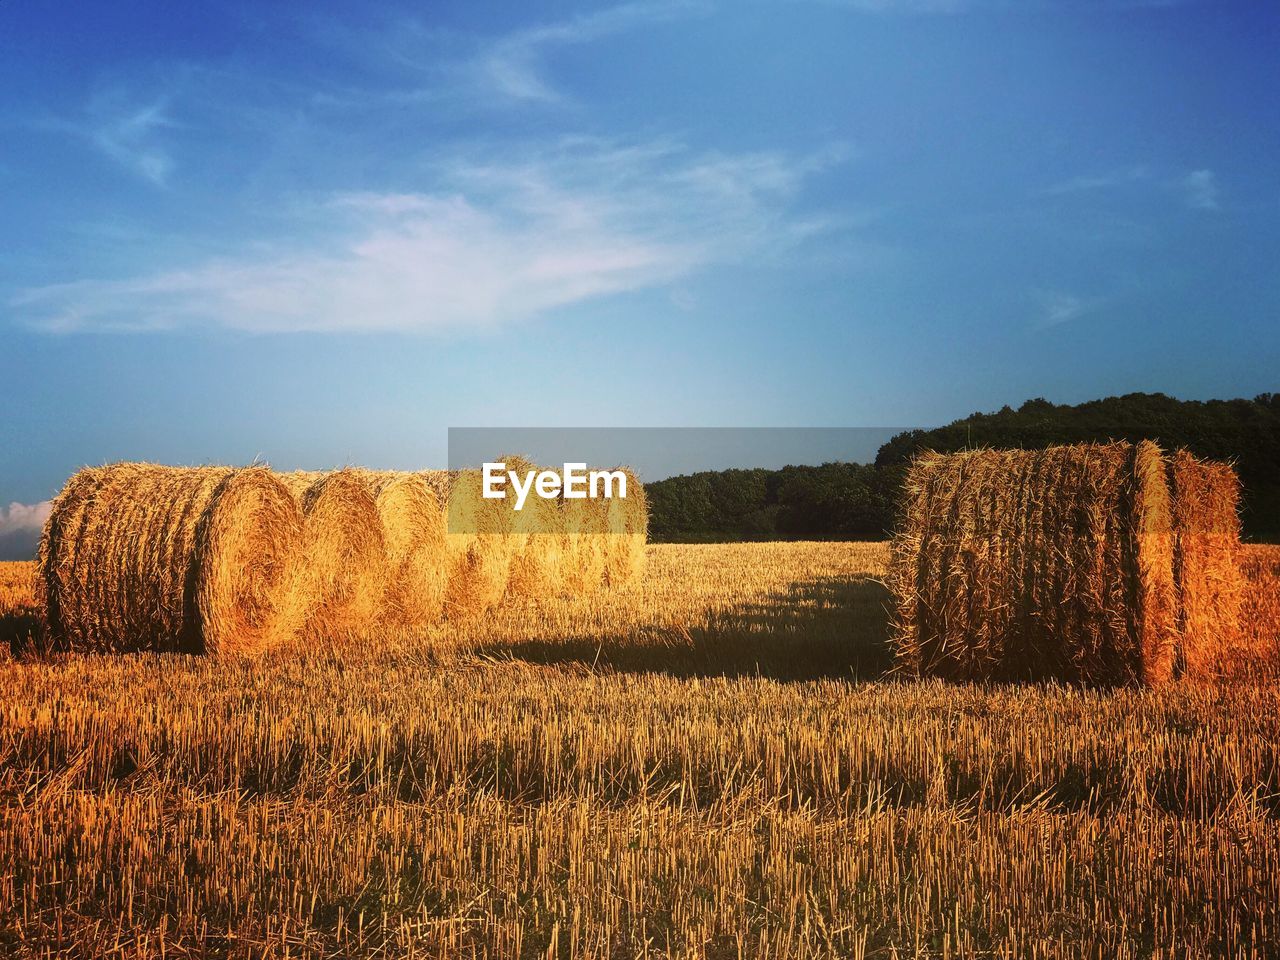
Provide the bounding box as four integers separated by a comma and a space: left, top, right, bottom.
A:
559, 488, 608, 597
36, 465, 107, 649
36, 463, 302, 656
1237, 544, 1280, 675
1168, 450, 1244, 680
501, 456, 567, 599
356, 470, 448, 632
278, 470, 387, 639
601, 466, 648, 588
889, 441, 1178, 685
421, 469, 513, 619
1132, 441, 1178, 683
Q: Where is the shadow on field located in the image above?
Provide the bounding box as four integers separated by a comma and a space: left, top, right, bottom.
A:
2, 609, 44, 656
476, 574, 895, 681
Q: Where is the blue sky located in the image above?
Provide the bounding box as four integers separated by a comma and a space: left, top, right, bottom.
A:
1, 0, 1278, 538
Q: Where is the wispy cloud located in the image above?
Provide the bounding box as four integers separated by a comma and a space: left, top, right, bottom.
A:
75, 84, 182, 185
13, 139, 849, 334
346, 1, 709, 109
471, 2, 704, 105
1032, 289, 1096, 329
810, 0, 968, 11
92, 102, 176, 185
38, 85, 181, 186
1043, 165, 1148, 196
812, 0, 1199, 11
1180, 168, 1219, 211
1041, 164, 1222, 213
0, 501, 51, 560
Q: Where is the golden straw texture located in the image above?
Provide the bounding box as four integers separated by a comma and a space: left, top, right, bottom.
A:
356, 470, 448, 632
1168, 450, 1245, 680
601, 466, 647, 588
889, 442, 1177, 685
278, 470, 387, 640
560, 490, 608, 597
37, 464, 301, 655
501, 456, 568, 600
422, 470, 513, 619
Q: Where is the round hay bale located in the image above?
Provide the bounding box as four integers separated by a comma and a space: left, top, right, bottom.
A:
501, 455, 567, 599
356, 470, 447, 631
888, 441, 1177, 686
36, 465, 108, 648
421, 469, 513, 619
1168, 449, 1244, 681
278, 469, 387, 639
600, 466, 647, 588
559, 488, 608, 597
36, 463, 302, 656
1130, 440, 1178, 683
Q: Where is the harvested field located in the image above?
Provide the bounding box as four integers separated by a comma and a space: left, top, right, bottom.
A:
1238, 543, 1280, 670
0, 562, 39, 653
1, 540, 1279, 958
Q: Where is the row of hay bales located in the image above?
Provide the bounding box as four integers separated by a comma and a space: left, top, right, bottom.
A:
888, 441, 1244, 685
36, 461, 647, 657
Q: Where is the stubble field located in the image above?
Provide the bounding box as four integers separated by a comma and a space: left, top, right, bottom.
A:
1, 542, 1279, 959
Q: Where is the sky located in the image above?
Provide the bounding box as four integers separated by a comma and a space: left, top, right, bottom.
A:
1, 0, 1278, 552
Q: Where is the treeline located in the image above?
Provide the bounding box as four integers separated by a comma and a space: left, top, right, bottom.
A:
646, 392, 1280, 542
646, 463, 903, 542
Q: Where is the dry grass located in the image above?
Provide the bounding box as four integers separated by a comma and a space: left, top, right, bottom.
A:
1, 541, 1278, 958
0, 561, 40, 654
1238, 543, 1280, 671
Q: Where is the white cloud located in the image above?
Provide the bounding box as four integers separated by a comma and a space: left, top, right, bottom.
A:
13, 139, 849, 334
1181, 169, 1219, 211
0, 501, 51, 560
0, 502, 49, 538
